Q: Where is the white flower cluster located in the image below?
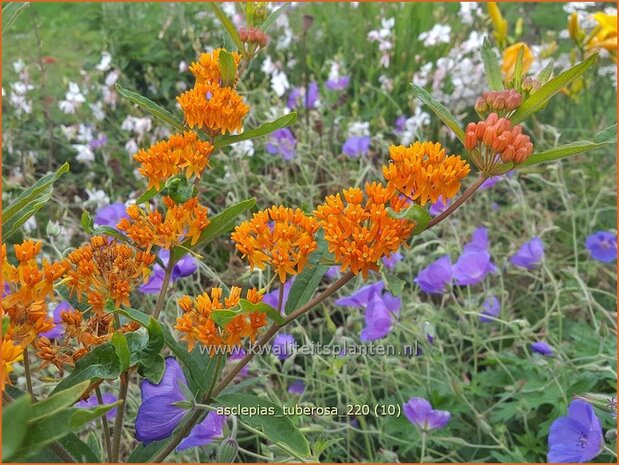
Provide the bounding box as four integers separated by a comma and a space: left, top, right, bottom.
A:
368, 17, 395, 68
7, 60, 35, 115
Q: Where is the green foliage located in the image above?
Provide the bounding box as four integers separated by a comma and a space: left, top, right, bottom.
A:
209, 2, 245, 55
480, 37, 504, 91
410, 84, 465, 143
115, 82, 185, 132
214, 112, 298, 150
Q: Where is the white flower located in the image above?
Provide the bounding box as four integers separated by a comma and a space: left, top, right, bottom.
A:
60, 125, 78, 140
400, 107, 431, 145
90, 102, 106, 121
58, 81, 86, 114
179, 60, 188, 72
563, 2, 595, 13
85, 189, 110, 208
23, 216, 37, 234
348, 121, 370, 137
96, 52, 112, 71
9, 92, 32, 114
270, 70, 290, 97
261, 55, 276, 75
11, 82, 34, 95
12, 59, 26, 74
418, 24, 452, 47
133, 117, 152, 136
105, 69, 120, 87
379, 74, 393, 92
125, 139, 139, 155
72, 144, 95, 164
231, 139, 255, 157
77, 124, 94, 143
458, 2, 482, 24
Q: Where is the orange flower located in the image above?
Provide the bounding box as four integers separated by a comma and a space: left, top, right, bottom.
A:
117, 196, 210, 251
175, 287, 267, 352
177, 83, 249, 135
1, 338, 23, 391
314, 182, 414, 279
189, 48, 242, 86
382, 142, 470, 206
231, 206, 319, 282
501, 43, 534, 82
134, 131, 214, 190
63, 236, 155, 311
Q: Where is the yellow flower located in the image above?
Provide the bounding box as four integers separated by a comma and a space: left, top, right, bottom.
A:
1, 338, 23, 391
501, 43, 533, 82
488, 2, 508, 46
587, 12, 617, 59
568, 13, 585, 42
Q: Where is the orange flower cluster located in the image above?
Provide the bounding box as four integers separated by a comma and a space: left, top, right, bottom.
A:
475, 89, 522, 115
315, 183, 414, 278
465, 112, 534, 171
189, 48, 242, 86
178, 48, 249, 135
231, 206, 320, 282
64, 235, 155, 311
383, 142, 471, 206
175, 287, 268, 352
117, 196, 210, 251
134, 131, 214, 190
1, 239, 67, 388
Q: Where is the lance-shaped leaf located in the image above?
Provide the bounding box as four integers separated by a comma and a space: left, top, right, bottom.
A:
380, 265, 406, 296
214, 112, 297, 150
387, 204, 431, 236
170, 198, 256, 262
284, 232, 332, 315
52, 344, 122, 394
239, 299, 285, 325
2, 394, 30, 462
537, 60, 554, 84
2, 2, 29, 32
116, 83, 185, 132
29, 381, 91, 422
218, 49, 237, 87
2, 162, 69, 240
135, 186, 158, 204
410, 84, 465, 144
480, 37, 504, 91
510, 53, 598, 124
511, 44, 526, 90
261, 3, 291, 32
209, 2, 245, 54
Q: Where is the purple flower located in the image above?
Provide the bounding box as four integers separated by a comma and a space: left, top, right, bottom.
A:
40, 301, 72, 340
479, 175, 505, 191
325, 266, 341, 280
272, 333, 295, 361
266, 128, 296, 161
360, 290, 401, 341
306, 81, 319, 108
342, 135, 371, 158
89, 134, 108, 150
453, 251, 495, 286
463, 227, 490, 253
394, 115, 406, 134
480, 296, 500, 323
229, 347, 249, 378
288, 380, 305, 395
585, 231, 617, 263
414, 256, 452, 294
76, 392, 118, 421
287, 87, 303, 109
2, 282, 10, 298
136, 357, 226, 448
382, 252, 403, 271
94, 202, 128, 230
263, 279, 294, 314
140, 250, 197, 294
403, 397, 451, 431
325, 76, 349, 91
510, 237, 544, 270
547, 400, 603, 463
531, 341, 554, 356
429, 196, 450, 216
335, 282, 384, 307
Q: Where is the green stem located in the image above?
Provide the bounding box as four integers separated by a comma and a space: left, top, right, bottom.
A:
420, 431, 427, 462
96, 386, 113, 462
23, 346, 35, 400
111, 372, 129, 462
152, 258, 175, 320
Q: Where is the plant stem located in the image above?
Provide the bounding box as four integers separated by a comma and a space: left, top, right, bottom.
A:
276, 283, 285, 315
23, 346, 35, 400
152, 259, 175, 320
420, 431, 427, 462
427, 174, 488, 229
111, 372, 129, 462
96, 386, 113, 462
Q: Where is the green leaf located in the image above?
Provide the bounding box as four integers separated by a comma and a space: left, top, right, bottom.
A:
163, 174, 197, 204
115, 83, 185, 132
380, 267, 406, 296
218, 49, 237, 87
127, 439, 169, 463
239, 299, 285, 325
216, 394, 311, 458
510, 53, 598, 124
387, 204, 431, 236
90, 225, 130, 243
209, 2, 245, 54
593, 123, 617, 144
111, 332, 131, 372
410, 84, 465, 143
135, 187, 158, 205
261, 3, 291, 32
3, 316, 10, 337
537, 60, 554, 84
81, 211, 94, 233
2, 2, 29, 33
214, 113, 297, 150
171, 198, 256, 262
57, 433, 101, 462
52, 344, 121, 394
2, 394, 31, 462
2, 163, 70, 240
512, 44, 526, 90
29, 381, 90, 422
480, 37, 504, 91
284, 231, 332, 315
210, 309, 238, 328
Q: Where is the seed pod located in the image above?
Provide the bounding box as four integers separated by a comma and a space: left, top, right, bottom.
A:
216, 438, 239, 463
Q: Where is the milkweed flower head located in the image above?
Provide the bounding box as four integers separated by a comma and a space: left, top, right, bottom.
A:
188, 48, 243, 86
117, 197, 210, 251
315, 183, 414, 278
383, 142, 470, 206
1, 339, 23, 391
175, 287, 268, 352
465, 113, 534, 173
134, 131, 214, 190
474, 89, 522, 116
231, 206, 319, 282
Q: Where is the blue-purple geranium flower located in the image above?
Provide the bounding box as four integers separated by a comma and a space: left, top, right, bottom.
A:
263, 279, 294, 314
429, 196, 451, 217
547, 399, 603, 463
585, 231, 617, 263
266, 128, 296, 161
415, 256, 452, 294
140, 249, 197, 294
287, 81, 319, 109
510, 236, 544, 270
382, 251, 403, 271
272, 333, 295, 361
288, 380, 305, 395
94, 202, 128, 230
342, 135, 370, 158
531, 341, 554, 356
403, 397, 451, 431
135, 357, 225, 449
40, 301, 72, 340
76, 392, 118, 421
325, 76, 349, 91
479, 296, 500, 323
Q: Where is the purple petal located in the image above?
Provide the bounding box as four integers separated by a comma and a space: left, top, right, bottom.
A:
342, 135, 370, 158
382, 252, 403, 271
139, 268, 166, 294
288, 380, 305, 395
173, 254, 198, 278
360, 293, 395, 341
325, 76, 349, 91
94, 202, 128, 230
425, 409, 451, 430
263, 279, 294, 314
585, 231, 617, 263
135, 394, 186, 444
415, 256, 452, 294
76, 392, 118, 421
272, 333, 295, 361
403, 397, 433, 427
480, 295, 500, 323
140, 357, 187, 402
510, 236, 544, 270
335, 282, 384, 307
429, 196, 450, 216
177, 412, 226, 451
531, 341, 554, 356
453, 251, 494, 286
463, 227, 490, 253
